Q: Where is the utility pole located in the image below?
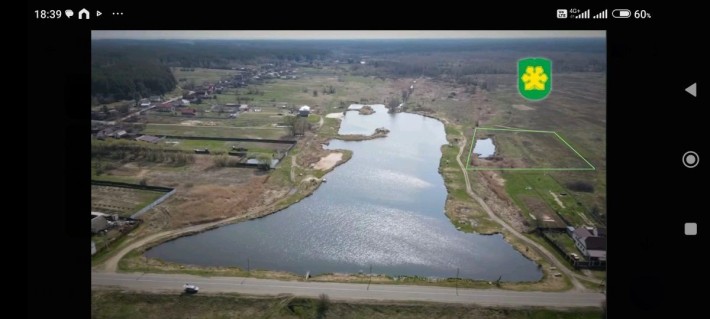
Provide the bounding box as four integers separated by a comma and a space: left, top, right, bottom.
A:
456, 268, 460, 296
367, 265, 372, 291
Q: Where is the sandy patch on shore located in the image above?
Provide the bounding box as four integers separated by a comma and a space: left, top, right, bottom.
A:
325, 112, 344, 120
313, 152, 343, 170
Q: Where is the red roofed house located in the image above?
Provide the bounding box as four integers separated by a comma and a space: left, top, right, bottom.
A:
181, 108, 197, 117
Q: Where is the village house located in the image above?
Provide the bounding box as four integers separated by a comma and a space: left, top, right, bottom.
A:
113, 130, 127, 139
570, 226, 607, 262
299, 105, 311, 117
156, 103, 174, 112
135, 135, 162, 143
181, 108, 197, 117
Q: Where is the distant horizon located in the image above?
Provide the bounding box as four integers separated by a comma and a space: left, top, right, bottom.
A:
91, 30, 605, 40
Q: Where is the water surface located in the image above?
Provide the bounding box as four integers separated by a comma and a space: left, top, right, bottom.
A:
473, 138, 496, 158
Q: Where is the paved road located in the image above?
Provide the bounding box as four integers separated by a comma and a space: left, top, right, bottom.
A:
92, 272, 604, 308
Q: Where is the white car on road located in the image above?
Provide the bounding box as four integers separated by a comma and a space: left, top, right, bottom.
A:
183, 283, 199, 294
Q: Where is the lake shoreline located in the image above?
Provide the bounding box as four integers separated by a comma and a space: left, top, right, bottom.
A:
116, 106, 560, 289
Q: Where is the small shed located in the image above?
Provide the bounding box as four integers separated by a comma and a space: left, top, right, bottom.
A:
299, 105, 310, 117
136, 135, 162, 144
181, 108, 196, 117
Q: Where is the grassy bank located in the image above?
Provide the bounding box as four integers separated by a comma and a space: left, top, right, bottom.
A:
117, 256, 561, 291
92, 290, 603, 319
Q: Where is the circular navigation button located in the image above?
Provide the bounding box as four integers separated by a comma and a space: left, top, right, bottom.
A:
683, 151, 699, 168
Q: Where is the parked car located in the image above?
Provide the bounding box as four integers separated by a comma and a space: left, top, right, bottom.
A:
183, 283, 199, 294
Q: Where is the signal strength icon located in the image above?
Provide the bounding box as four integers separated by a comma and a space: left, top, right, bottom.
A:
592, 9, 607, 19
575, 9, 590, 19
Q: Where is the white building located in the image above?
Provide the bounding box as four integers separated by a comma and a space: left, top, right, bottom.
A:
299, 105, 311, 117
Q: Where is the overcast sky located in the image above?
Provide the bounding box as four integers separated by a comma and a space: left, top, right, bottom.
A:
91, 30, 604, 40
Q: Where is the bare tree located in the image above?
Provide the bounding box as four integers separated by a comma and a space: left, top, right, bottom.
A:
256, 154, 272, 170
386, 98, 401, 113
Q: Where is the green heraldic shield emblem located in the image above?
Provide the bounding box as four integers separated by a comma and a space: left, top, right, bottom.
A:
518, 58, 552, 100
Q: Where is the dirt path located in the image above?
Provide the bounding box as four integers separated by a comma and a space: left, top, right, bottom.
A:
290, 154, 297, 183
455, 134, 599, 290
550, 191, 566, 209
96, 205, 274, 273
136, 169, 149, 179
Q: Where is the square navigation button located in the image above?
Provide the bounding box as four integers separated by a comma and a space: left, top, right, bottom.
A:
685, 223, 698, 236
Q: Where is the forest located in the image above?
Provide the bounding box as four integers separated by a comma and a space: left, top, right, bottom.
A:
91, 38, 605, 104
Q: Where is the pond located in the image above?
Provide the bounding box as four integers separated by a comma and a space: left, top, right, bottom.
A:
146, 105, 541, 281
473, 138, 495, 158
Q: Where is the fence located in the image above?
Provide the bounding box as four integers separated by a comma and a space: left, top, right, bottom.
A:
90, 180, 176, 219
131, 189, 176, 219
91, 180, 173, 192
538, 229, 606, 270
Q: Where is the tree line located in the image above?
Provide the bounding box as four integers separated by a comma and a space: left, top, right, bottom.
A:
91, 40, 331, 105
92, 55, 176, 104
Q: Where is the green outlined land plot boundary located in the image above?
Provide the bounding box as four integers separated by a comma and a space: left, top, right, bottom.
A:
465, 127, 595, 171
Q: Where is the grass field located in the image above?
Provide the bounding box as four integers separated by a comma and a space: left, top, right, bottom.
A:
544, 231, 582, 258
469, 128, 594, 170
142, 111, 291, 128
230, 75, 395, 116
505, 172, 597, 227
142, 123, 289, 139
91, 162, 144, 184
519, 196, 567, 228
160, 138, 293, 155
91, 290, 603, 319
91, 185, 167, 217
411, 72, 606, 226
